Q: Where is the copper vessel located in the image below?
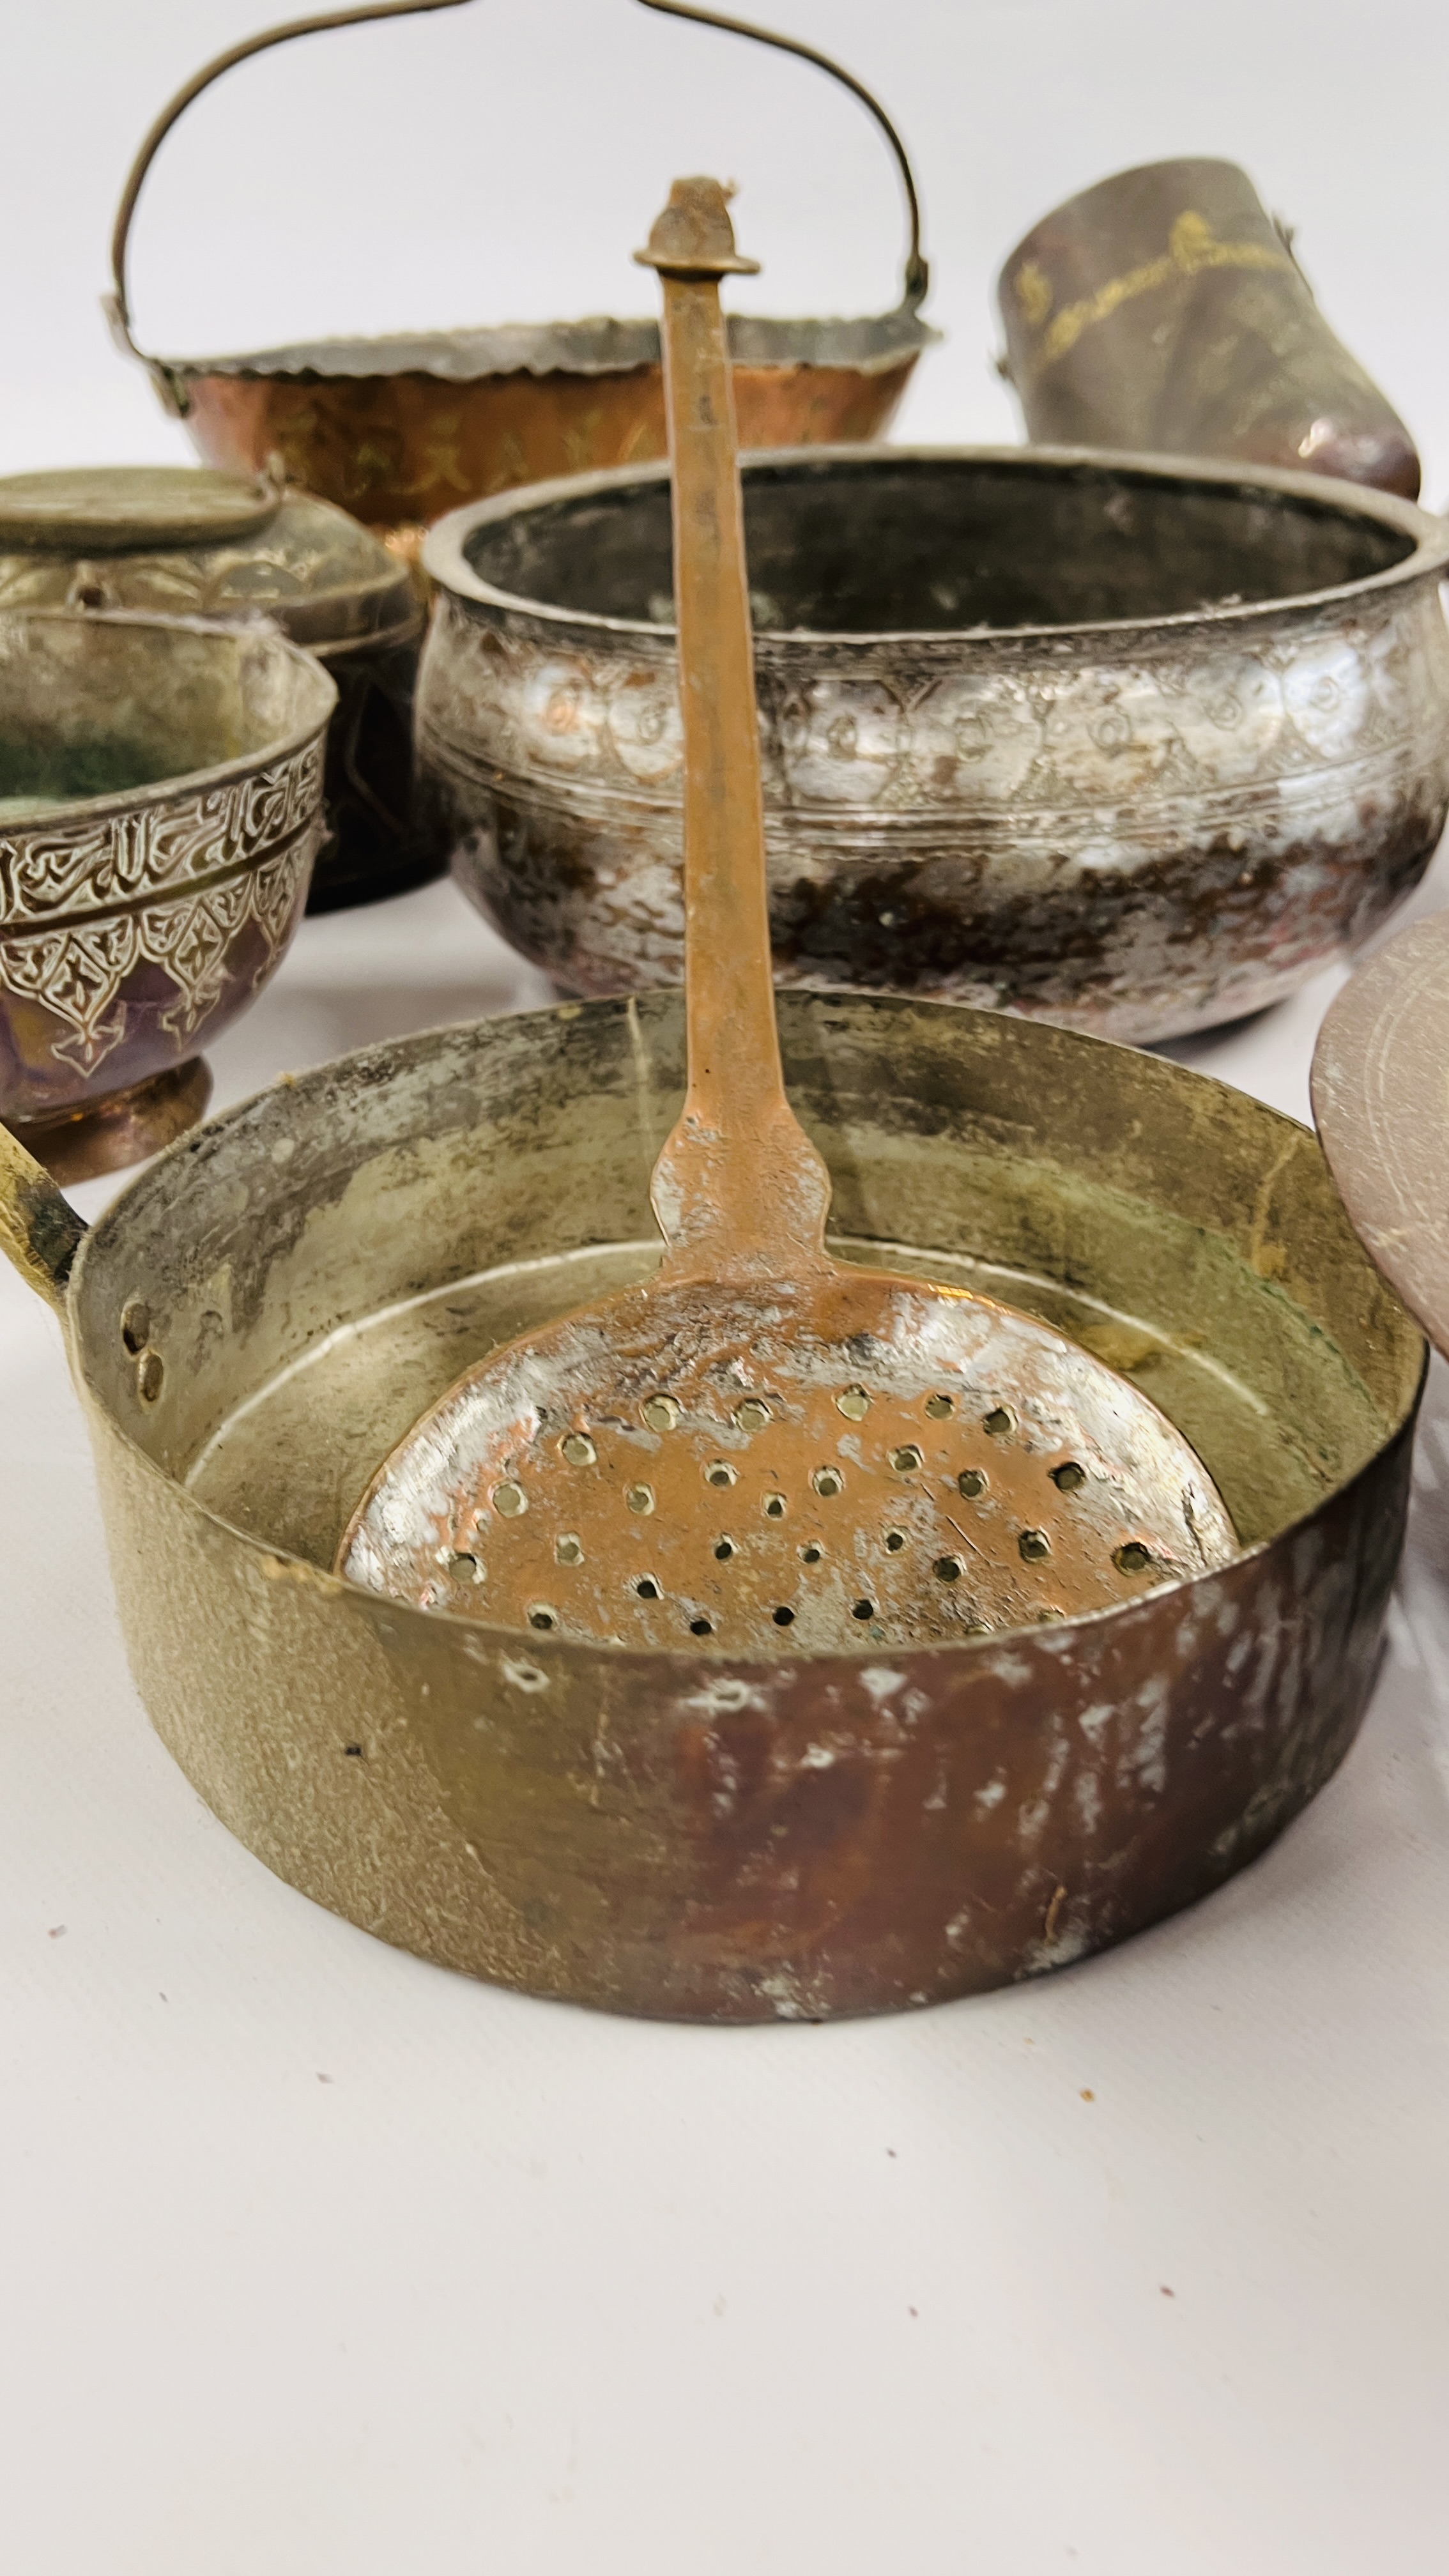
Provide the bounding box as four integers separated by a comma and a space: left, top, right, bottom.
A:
107, 0, 933, 554
0, 992, 1421, 2018
419, 445, 1449, 1043
0, 610, 333, 1182
997, 159, 1420, 501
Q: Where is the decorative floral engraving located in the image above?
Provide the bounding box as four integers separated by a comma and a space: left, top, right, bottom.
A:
417, 558, 1449, 1043
0, 831, 316, 1075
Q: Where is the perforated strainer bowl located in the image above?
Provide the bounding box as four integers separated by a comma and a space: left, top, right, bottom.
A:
0, 988, 1422, 2019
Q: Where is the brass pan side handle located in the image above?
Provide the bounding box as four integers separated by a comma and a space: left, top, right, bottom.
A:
0, 1125, 86, 1318
105, 0, 481, 367
635, 0, 928, 309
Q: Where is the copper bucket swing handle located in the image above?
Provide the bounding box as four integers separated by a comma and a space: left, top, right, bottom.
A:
105, 0, 480, 383
107, 0, 929, 401
635, 1, 928, 310
0, 1125, 86, 1319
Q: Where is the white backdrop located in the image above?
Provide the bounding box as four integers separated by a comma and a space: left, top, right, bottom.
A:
3, 0, 1447, 491
4, 7, 1449, 2573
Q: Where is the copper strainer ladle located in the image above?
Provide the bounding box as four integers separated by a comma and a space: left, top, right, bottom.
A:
339, 179, 1238, 1651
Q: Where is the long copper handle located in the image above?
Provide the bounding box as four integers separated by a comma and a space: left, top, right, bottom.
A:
635, 0, 928, 310
637, 180, 830, 1283
107, 0, 480, 359
0, 1125, 86, 1318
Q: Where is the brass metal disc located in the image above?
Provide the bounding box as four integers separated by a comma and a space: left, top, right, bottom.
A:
1312, 910, 1449, 1358
0, 466, 280, 555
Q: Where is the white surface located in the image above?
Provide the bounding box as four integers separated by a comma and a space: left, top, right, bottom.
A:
4, 873, 1449, 2575
6, 1, 1449, 2565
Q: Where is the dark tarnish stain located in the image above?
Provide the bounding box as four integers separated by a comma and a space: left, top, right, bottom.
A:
19, 1171, 86, 1289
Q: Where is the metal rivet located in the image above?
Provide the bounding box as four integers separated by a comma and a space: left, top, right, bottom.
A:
705, 1460, 737, 1489
635, 1575, 662, 1600
958, 1468, 986, 1499
837, 1386, 870, 1420
1114, 1540, 1153, 1575
734, 1399, 771, 1431
934, 1554, 963, 1583
714, 1538, 735, 1561
884, 1530, 906, 1553
924, 1393, 953, 1420
851, 1598, 875, 1621
1052, 1460, 1087, 1492
801, 1543, 823, 1565
626, 1483, 655, 1516
763, 1492, 786, 1521
446, 1550, 480, 1581
120, 1298, 150, 1354
493, 1482, 526, 1518
561, 1432, 595, 1466
984, 1407, 1014, 1438
526, 1604, 558, 1631
811, 1466, 844, 1497
890, 1445, 923, 1474
772, 1605, 795, 1626
689, 1617, 714, 1637
642, 1395, 678, 1432
136, 1350, 164, 1404
1019, 1528, 1051, 1562
556, 1534, 583, 1567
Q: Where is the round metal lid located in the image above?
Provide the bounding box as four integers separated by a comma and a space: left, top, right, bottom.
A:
0, 465, 282, 554
1311, 910, 1449, 1358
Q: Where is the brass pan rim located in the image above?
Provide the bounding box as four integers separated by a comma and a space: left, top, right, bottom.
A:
67, 990, 1424, 1673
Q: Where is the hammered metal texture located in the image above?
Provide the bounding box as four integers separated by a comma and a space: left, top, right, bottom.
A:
38, 990, 1423, 2020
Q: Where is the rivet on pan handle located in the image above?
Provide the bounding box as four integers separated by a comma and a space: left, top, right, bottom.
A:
0, 1124, 86, 1319
636, 1, 929, 310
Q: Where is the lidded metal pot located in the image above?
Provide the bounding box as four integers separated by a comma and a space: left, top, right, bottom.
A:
0, 465, 434, 911
105, 0, 934, 561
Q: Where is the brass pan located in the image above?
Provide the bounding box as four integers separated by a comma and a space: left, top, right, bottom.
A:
106, 0, 934, 555
0, 992, 1421, 2019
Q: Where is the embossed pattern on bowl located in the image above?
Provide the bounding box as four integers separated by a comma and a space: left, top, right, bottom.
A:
0, 611, 334, 1130
418, 446, 1449, 1043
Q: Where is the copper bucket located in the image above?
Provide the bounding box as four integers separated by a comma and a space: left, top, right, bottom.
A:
106, 0, 934, 557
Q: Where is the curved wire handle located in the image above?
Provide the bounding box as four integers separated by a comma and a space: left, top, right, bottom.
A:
107, 0, 929, 366
634, 0, 927, 309
107, 0, 480, 357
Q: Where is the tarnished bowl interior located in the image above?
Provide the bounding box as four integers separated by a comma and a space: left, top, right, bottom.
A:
79, 993, 1416, 1598
0, 613, 324, 815
456, 446, 1413, 629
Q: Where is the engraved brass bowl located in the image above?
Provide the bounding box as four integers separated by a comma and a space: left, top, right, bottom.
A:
420, 445, 1449, 1042
0, 992, 1422, 2019
0, 611, 334, 1181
